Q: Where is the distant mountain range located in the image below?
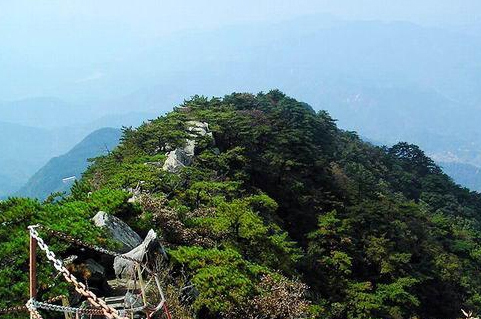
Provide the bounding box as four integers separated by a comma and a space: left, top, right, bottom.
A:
15, 127, 122, 199
0, 121, 84, 197
439, 162, 481, 192
0, 97, 155, 198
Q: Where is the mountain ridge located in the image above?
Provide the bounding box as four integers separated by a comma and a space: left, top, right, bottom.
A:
3, 91, 481, 319
16, 127, 121, 199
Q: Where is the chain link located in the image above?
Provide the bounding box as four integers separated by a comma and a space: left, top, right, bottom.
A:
26, 299, 44, 319
0, 295, 68, 314
34, 297, 146, 315
0, 303, 29, 314
36, 225, 153, 274
33, 300, 105, 315
29, 225, 128, 319
4, 225, 167, 318
26, 225, 170, 318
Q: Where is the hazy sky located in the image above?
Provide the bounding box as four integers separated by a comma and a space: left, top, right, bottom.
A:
1, 0, 480, 101
1, 0, 480, 39
2, 0, 479, 61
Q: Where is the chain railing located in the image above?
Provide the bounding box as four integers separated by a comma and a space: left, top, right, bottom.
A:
32, 300, 104, 315
26, 299, 44, 319
4, 225, 169, 319
36, 225, 147, 268
28, 225, 128, 319
0, 295, 67, 314
0, 303, 29, 315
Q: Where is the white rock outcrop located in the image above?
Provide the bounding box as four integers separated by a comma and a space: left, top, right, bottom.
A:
92, 211, 142, 253
113, 229, 166, 278
162, 148, 194, 172
162, 121, 213, 173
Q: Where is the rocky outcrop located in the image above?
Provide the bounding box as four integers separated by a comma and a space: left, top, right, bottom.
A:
162, 121, 213, 173
113, 229, 167, 278
162, 148, 194, 172
126, 182, 144, 204
186, 121, 212, 138
92, 211, 142, 253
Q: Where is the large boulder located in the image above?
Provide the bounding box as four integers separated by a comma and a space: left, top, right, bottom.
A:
113, 229, 167, 278
92, 211, 142, 253
162, 148, 193, 172
186, 121, 212, 138
162, 121, 213, 173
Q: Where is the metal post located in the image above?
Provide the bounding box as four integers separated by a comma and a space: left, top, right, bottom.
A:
137, 265, 148, 307
29, 233, 37, 319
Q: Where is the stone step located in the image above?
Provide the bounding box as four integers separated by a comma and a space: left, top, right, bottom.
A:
105, 296, 126, 303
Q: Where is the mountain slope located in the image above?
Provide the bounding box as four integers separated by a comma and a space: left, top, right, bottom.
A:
0, 111, 153, 198
0, 121, 90, 198
16, 127, 121, 199
80, 92, 481, 318
3, 91, 481, 319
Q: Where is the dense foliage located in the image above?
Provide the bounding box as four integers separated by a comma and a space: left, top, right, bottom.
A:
2, 90, 481, 319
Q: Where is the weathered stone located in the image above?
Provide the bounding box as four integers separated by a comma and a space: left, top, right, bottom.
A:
186, 121, 212, 138
126, 182, 144, 203
113, 229, 167, 278
144, 161, 163, 167
92, 211, 142, 253
162, 148, 193, 172
162, 121, 213, 173
183, 139, 196, 157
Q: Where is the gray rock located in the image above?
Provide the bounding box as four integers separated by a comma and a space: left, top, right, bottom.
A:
144, 161, 163, 167
85, 258, 106, 281
92, 211, 142, 253
186, 121, 212, 138
113, 229, 167, 278
183, 139, 196, 157
126, 182, 144, 203
162, 148, 193, 172
162, 121, 213, 173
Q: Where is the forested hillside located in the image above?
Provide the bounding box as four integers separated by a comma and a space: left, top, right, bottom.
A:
2, 91, 481, 319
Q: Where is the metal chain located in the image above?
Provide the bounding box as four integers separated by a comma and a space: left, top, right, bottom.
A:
28, 225, 170, 318
36, 225, 152, 274
33, 299, 145, 315
0, 295, 68, 314
0, 303, 29, 314
29, 225, 128, 319
26, 299, 44, 319
33, 300, 104, 315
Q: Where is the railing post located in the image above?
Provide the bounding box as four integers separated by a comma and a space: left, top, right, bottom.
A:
29, 232, 37, 319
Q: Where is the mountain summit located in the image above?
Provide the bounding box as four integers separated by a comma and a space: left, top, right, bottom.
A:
2, 91, 481, 319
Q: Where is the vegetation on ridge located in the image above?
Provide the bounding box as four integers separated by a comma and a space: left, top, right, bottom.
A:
2, 90, 481, 319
